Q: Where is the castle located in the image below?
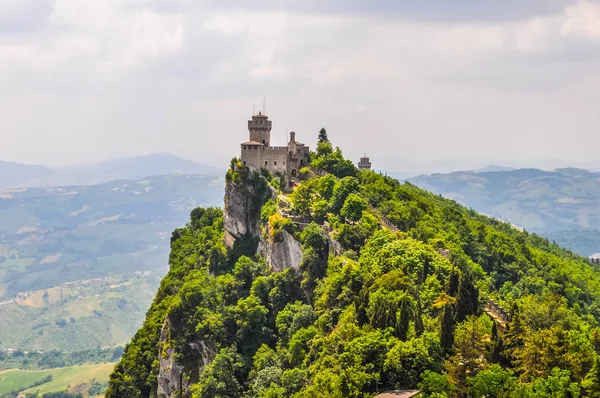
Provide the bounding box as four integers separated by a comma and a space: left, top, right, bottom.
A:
240, 112, 309, 178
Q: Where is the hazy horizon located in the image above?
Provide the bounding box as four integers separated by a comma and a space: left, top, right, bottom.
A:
2, 0, 600, 172
3, 151, 599, 176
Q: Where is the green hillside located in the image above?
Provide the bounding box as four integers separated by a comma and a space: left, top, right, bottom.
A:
0, 274, 160, 351
409, 168, 600, 256
0, 174, 223, 352
107, 141, 600, 397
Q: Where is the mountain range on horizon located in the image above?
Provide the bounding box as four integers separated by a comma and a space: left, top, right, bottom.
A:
0, 153, 225, 188
5, 152, 600, 189
409, 167, 600, 256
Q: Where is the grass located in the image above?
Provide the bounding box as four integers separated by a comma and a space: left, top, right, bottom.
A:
65, 296, 103, 319
0, 363, 115, 395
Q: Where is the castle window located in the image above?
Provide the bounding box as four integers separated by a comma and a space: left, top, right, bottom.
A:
274, 161, 277, 165
262, 140, 265, 144
265, 161, 268, 166
300, 160, 304, 165
243, 161, 246, 165
283, 161, 286, 165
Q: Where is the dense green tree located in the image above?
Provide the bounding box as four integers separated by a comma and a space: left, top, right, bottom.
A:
329, 176, 361, 214
193, 347, 244, 398
418, 370, 455, 397
583, 357, 600, 397
311, 142, 357, 178
341, 193, 368, 222
445, 315, 491, 393
235, 294, 271, 357
299, 223, 329, 295
468, 364, 516, 398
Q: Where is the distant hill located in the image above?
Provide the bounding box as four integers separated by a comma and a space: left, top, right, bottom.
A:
0, 161, 57, 188
380, 165, 515, 182
472, 165, 516, 173
0, 173, 224, 351
0, 153, 224, 188
410, 167, 600, 255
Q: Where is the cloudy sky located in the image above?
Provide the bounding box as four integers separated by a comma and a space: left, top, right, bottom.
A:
1, 0, 600, 172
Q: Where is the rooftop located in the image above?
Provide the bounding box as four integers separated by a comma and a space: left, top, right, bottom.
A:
374, 390, 421, 398
241, 140, 265, 146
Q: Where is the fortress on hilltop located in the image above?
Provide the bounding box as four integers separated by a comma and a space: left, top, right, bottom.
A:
240, 111, 309, 178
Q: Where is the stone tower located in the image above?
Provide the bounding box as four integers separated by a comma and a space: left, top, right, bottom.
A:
358, 154, 371, 170
248, 112, 272, 146
240, 111, 309, 178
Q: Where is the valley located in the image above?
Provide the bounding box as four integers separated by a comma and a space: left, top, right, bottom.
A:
0, 174, 224, 351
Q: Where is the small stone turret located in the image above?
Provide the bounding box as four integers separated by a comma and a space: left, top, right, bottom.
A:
288, 131, 297, 154
358, 154, 371, 170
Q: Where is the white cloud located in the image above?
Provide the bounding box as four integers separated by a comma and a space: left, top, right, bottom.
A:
1, 0, 600, 172
562, 1, 600, 40
45, 0, 184, 70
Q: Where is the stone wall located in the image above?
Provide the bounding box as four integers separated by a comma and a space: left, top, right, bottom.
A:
241, 145, 290, 175
286, 146, 310, 176
486, 299, 509, 324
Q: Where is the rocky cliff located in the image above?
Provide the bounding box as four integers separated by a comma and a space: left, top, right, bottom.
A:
223, 175, 303, 272
153, 174, 304, 397
263, 229, 303, 272
223, 179, 264, 248
156, 318, 216, 398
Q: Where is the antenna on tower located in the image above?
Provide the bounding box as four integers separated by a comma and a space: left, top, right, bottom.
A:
263, 97, 267, 115
253, 103, 255, 115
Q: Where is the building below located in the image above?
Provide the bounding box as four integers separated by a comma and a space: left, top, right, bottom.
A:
374, 390, 421, 398
240, 112, 309, 178
358, 154, 372, 170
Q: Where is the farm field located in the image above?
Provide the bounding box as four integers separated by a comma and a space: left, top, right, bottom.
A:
0, 362, 115, 396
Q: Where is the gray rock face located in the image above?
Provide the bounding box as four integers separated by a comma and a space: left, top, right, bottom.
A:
264, 230, 303, 272
156, 318, 216, 398
223, 181, 261, 248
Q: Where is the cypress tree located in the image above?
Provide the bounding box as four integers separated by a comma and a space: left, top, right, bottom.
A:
356, 289, 369, 326
490, 322, 508, 365
448, 270, 459, 297
395, 294, 412, 341
318, 128, 329, 143
441, 305, 455, 354
455, 272, 479, 323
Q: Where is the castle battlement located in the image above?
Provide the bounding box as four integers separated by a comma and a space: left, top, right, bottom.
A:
264, 146, 289, 151
240, 112, 309, 179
